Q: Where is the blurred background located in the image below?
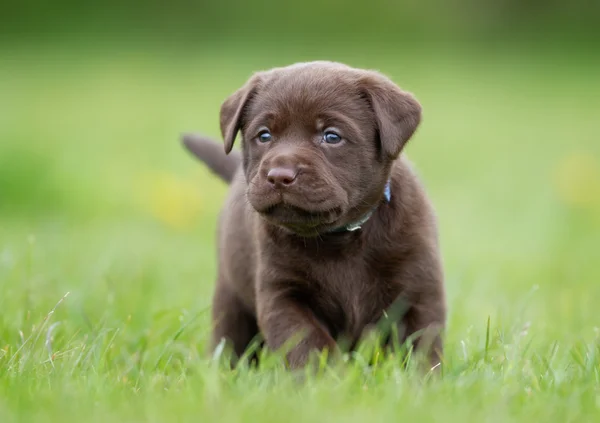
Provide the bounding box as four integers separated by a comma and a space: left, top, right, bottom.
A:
1, 0, 599, 355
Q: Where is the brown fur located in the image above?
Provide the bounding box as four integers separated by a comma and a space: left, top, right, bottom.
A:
182, 61, 446, 370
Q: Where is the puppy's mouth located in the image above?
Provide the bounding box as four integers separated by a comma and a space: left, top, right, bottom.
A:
258, 203, 343, 234
247, 183, 349, 236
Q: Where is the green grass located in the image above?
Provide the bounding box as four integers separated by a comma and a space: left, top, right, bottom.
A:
1, 42, 600, 422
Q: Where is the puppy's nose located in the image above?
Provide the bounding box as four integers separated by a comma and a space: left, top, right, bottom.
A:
267, 167, 297, 188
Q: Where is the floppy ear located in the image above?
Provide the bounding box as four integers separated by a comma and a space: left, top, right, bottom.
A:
220, 74, 261, 154
360, 72, 422, 160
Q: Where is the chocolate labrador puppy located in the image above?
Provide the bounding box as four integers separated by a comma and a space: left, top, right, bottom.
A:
182, 61, 446, 370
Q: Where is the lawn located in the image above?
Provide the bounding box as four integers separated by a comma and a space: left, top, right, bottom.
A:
1, 41, 599, 422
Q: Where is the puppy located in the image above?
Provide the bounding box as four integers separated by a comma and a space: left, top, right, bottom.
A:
183, 61, 446, 370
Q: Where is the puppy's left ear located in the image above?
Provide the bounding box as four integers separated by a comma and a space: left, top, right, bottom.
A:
220, 74, 262, 155
360, 72, 422, 160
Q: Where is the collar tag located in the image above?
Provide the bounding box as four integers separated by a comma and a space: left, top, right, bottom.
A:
344, 211, 373, 232
329, 179, 391, 233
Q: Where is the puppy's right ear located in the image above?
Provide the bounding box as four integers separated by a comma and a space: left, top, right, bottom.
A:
359, 71, 422, 160
220, 74, 261, 155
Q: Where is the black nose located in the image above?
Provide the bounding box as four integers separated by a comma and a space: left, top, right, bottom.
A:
267, 167, 297, 188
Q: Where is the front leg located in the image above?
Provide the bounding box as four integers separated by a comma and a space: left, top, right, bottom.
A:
256, 288, 337, 369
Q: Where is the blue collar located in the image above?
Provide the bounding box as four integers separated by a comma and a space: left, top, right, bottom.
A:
328, 180, 391, 233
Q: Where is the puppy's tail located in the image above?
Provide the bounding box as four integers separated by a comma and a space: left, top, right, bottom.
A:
181, 133, 241, 184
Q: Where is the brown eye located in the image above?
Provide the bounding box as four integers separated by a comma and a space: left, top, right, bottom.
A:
323, 131, 342, 144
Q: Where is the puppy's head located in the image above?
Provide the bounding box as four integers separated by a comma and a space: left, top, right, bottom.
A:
221, 61, 421, 236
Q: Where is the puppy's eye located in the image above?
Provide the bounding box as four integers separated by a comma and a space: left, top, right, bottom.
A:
258, 130, 272, 143
323, 131, 342, 145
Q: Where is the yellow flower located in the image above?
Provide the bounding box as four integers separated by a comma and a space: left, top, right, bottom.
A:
554, 151, 600, 209
138, 171, 204, 230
